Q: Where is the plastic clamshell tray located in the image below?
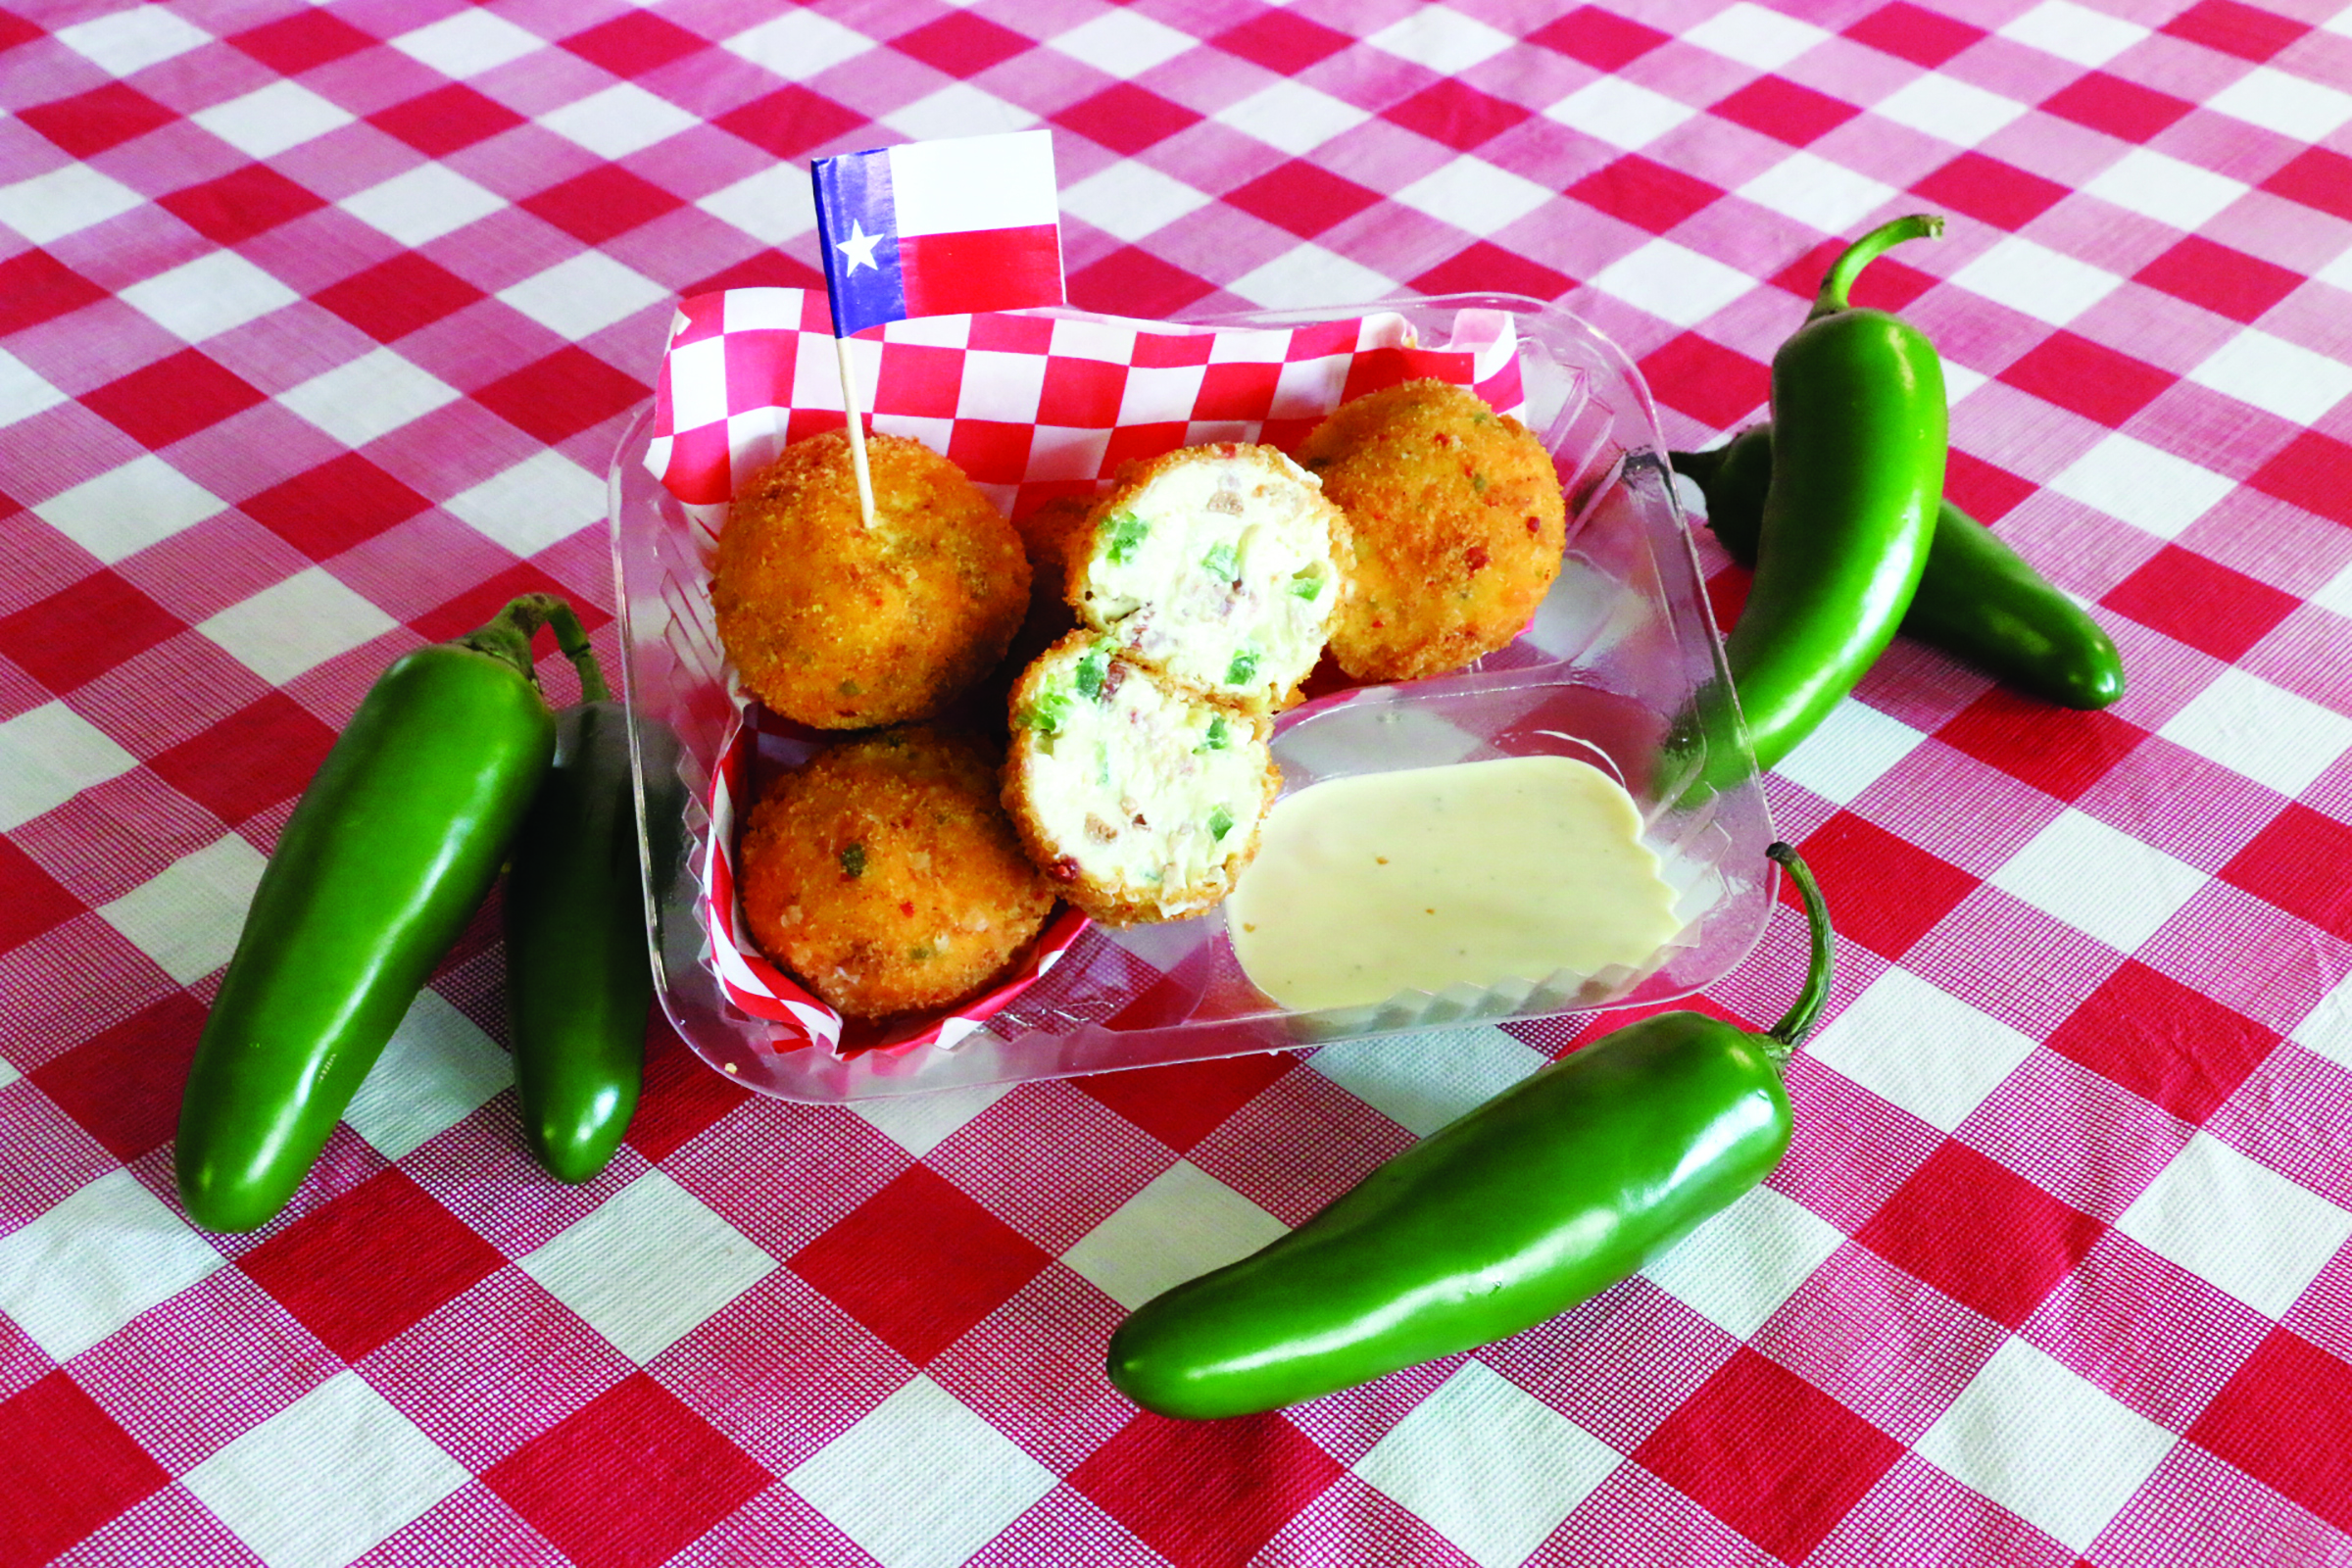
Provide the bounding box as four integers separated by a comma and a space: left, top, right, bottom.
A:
608, 293, 1777, 1102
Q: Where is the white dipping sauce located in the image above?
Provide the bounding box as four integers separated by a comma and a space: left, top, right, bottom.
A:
1227, 754, 1681, 1013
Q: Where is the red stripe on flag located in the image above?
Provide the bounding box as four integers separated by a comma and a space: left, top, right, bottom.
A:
900, 224, 1064, 318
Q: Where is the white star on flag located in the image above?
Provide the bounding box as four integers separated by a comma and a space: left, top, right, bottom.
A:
835, 220, 882, 273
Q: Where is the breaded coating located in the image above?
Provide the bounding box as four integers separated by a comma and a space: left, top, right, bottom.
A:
1299, 380, 1566, 682
712, 430, 1029, 728
738, 726, 1055, 1017
1004, 632, 1279, 925
1068, 443, 1340, 713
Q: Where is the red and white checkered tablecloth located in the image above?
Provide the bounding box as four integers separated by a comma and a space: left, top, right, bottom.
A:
6, 1, 2352, 1564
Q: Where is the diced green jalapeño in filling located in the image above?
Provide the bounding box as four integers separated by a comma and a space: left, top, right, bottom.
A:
1019, 691, 1071, 734
1104, 511, 1150, 564
1201, 542, 1241, 580
1289, 570, 1324, 601
1198, 714, 1230, 752
1225, 647, 1259, 686
1207, 805, 1235, 841
1076, 645, 1110, 701
839, 843, 867, 879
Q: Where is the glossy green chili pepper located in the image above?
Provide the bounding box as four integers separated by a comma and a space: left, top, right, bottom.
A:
177, 597, 564, 1232
1714, 215, 1947, 777
1105, 843, 1832, 1420
506, 608, 663, 1184
1674, 425, 2125, 710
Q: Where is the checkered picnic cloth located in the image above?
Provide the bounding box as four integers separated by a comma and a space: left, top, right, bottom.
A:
4, 2, 2352, 1565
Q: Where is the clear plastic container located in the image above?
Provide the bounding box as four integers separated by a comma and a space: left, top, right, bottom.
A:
607, 294, 1776, 1102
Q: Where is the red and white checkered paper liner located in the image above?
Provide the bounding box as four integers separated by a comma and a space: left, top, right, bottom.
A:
648, 289, 1524, 1054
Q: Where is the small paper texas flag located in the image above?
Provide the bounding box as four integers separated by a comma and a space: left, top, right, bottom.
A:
811, 128, 1065, 340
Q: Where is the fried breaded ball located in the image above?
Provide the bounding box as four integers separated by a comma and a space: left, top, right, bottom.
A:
712, 430, 1029, 728
1299, 380, 1566, 682
738, 726, 1055, 1017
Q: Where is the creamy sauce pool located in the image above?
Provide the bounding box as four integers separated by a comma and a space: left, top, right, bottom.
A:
1227, 754, 1681, 1013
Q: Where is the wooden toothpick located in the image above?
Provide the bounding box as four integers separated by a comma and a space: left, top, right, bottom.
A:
835, 333, 877, 529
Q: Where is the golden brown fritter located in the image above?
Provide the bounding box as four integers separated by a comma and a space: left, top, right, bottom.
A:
1299, 380, 1566, 682
737, 726, 1055, 1017
711, 430, 1029, 728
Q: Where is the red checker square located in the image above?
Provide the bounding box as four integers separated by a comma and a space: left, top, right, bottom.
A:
520, 164, 681, 246
0, 837, 84, 953
2164, 0, 2310, 61
1386, 79, 1531, 153
0, 568, 182, 692
2224, 804, 2352, 942
1071, 1410, 1342, 1568
1797, 811, 1978, 958
1641, 333, 1768, 430
1633, 1346, 1904, 1561
414, 561, 611, 645
2027, 1233, 2271, 1431
0, 248, 106, 338
1913, 151, 2070, 230
238, 1168, 506, 1361
80, 349, 266, 449
1213, 11, 1352, 73
228, 10, 375, 74
2249, 430, 2352, 527
1938, 687, 2145, 802
159, 165, 327, 246
485, 1371, 770, 1568
1227, 160, 1384, 239
894, 12, 1031, 75
870, 343, 963, 419
368, 83, 525, 159
1411, 240, 1570, 302
947, 421, 1032, 486
790, 1163, 1052, 1364
0, 14, 41, 54
1998, 330, 2174, 424
713, 85, 865, 161
627, 1015, 751, 1162
1856, 1141, 2106, 1328
1068, 247, 1216, 319
18, 81, 176, 159
150, 691, 337, 827
2040, 71, 2195, 143
1772, 237, 1936, 309
1712, 75, 1861, 146
2102, 545, 2298, 662
1077, 1051, 1296, 1154
560, 12, 708, 75
0, 1371, 169, 1568
2262, 147, 2352, 224
1054, 83, 1200, 159
1704, 564, 1750, 640
1570, 156, 1721, 235
1134, 331, 1215, 369
315, 254, 485, 345
2187, 1326, 2352, 1533
2135, 234, 2302, 325
966, 314, 1056, 355
1941, 446, 2036, 522
472, 348, 649, 445
1530, 6, 1670, 70
28, 993, 207, 1160
1043, 352, 1140, 424
1195, 361, 1283, 423
1846, 2, 1986, 67
241, 452, 432, 560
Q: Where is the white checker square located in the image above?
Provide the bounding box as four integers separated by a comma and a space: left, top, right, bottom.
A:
342, 989, 510, 1160
1871, 74, 2027, 147
1684, 3, 1832, 70
1943, 360, 1990, 405
1643, 1185, 1846, 1338
1394, 157, 1555, 233
1062, 161, 1212, 243
1806, 967, 2038, 1132
341, 164, 505, 247
1544, 76, 1693, 151
881, 83, 1034, 143
723, 11, 872, 77
121, 251, 300, 343
33, 454, 222, 564
0, 1169, 226, 1362
2291, 969, 2352, 1070
1989, 808, 2205, 954
1231, 244, 1394, 312
185, 1371, 468, 1568
852, 1082, 1013, 1158
1062, 1161, 1288, 1311
0, 701, 137, 832
0, 345, 65, 423
1311, 1024, 1545, 1137
1950, 236, 2120, 326
497, 252, 668, 342
1738, 152, 1898, 235
2083, 149, 2247, 232
1218, 81, 1369, 157
2047, 433, 2234, 540
1592, 240, 1757, 327
279, 348, 460, 449
1355, 1362, 1620, 1568
1773, 699, 1929, 805
443, 448, 606, 560
1915, 1337, 2172, 1551
2120, 1133, 2352, 1316
697, 165, 818, 246
1999, 0, 2149, 66
2208, 67, 2352, 141
2159, 667, 2352, 798
1053, 11, 1197, 74
98, 833, 269, 986
2188, 331, 2352, 424
519, 1168, 775, 1362
957, 352, 1048, 421
2319, 557, 2352, 619
1366, 11, 1514, 74
540, 81, 697, 160
200, 568, 397, 685
0, 164, 143, 245
787, 1376, 1055, 1568
193, 82, 354, 161
389, 11, 544, 77
0, 1055, 17, 1092
56, 8, 211, 75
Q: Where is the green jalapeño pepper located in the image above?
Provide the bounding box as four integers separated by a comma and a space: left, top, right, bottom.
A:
1106, 843, 1833, 1420
176, 596, 564, 1232
1717, 215, 1947, 776
1675, 426, 2126, 710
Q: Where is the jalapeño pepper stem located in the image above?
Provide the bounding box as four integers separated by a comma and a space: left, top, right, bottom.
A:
452, 594, 612, 704
542, 598, 611, 705
1765, 842, 1833, 1054
1810, 213, 1944, 322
